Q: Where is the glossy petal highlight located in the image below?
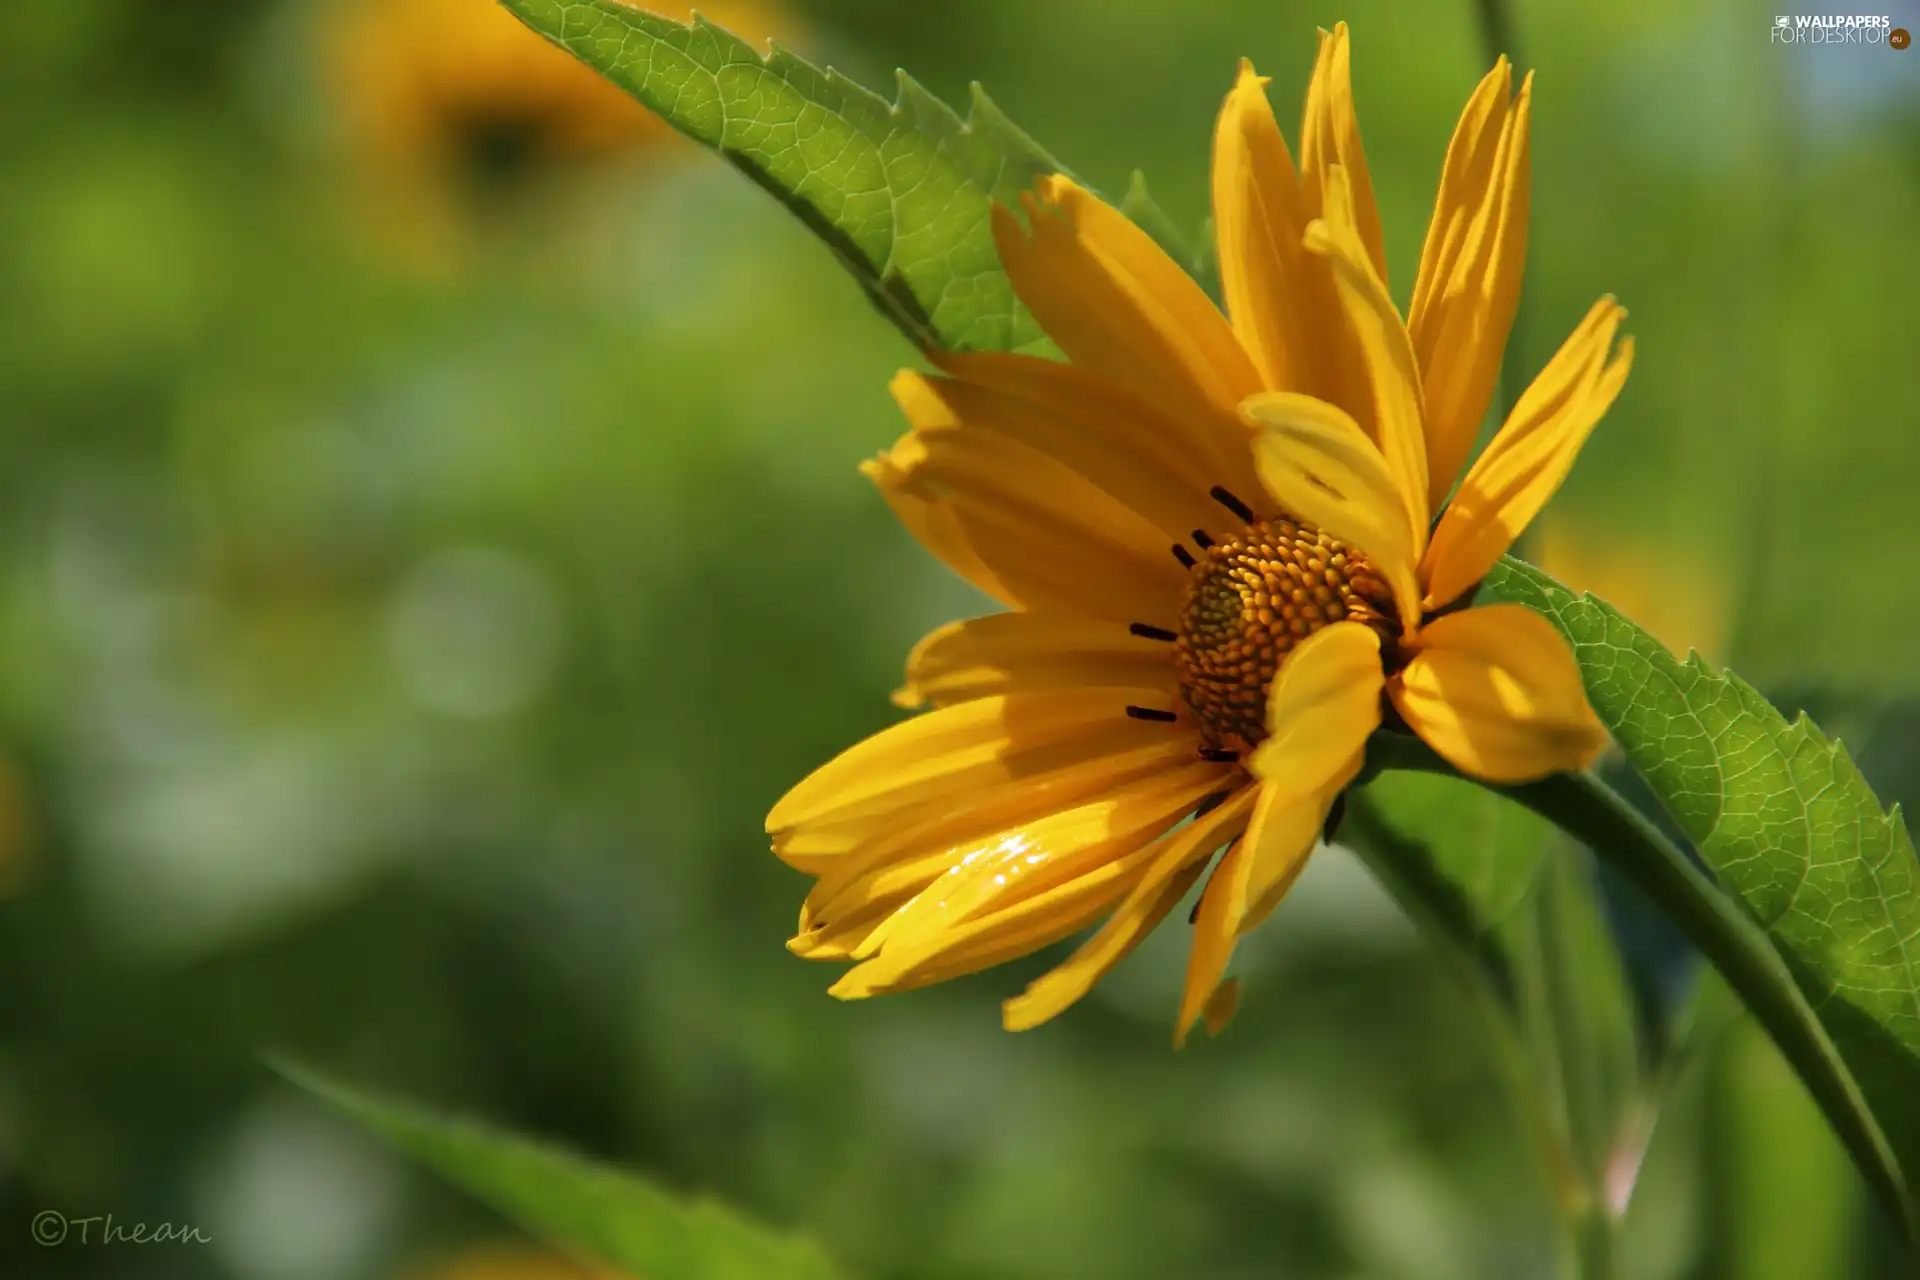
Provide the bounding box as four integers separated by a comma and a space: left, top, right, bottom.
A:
767, 690, 1194, 832
1002, 786, 1256, 1031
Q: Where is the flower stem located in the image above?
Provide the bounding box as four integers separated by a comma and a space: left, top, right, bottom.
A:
1371, 732, 1912, 1243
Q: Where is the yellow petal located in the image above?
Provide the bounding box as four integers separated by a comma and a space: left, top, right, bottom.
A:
911, 356, 1237, 543
1172, 780, 1329, 1046
1002, 785, 1257, 1031
1390, 604, 1609, 783
1211, 60, 1316, 393
1176, 828, 1254, 1047
888, 376, 1191, 624
766, 690, 1194, 832
1423, 299, 1633, 610
1241, 619, 1381, 921
1302, 165, 1430, 535
1247, 620, 1383, 794
798, 737, 1206, 938
1244, 393, 1423, 630
834, 762, 1227, 994
861, 434, 1015, 608
992, 178, 1262, 428
1171, 621, 1385, 1041
895, 613, 1176, 709
1298, 23, 1388, 283
1201, 976, 1242, 1037
1408, 63, 1532, 509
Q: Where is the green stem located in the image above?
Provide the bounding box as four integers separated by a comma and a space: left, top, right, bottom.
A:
1371, 732, 1912, 1242
1344, 797, 1590, 1226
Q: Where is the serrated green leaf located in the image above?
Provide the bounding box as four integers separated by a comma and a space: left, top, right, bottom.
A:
1116, 170, 1203, 292
277, 1061, 845, 1280
1484, 554, 1920, 1194
497, 0, 1065, 355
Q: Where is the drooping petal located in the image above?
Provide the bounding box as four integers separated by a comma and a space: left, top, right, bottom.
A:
831, 762, 1228, 995
911, 356, 1243, 542
767, 689, 1198, 833
992, 177, 1263, 428
1002, 786, 1257, 1031
1174, 784, 1323, 1046
1407, 62, 1532, 508
861, 436, 1015, 608
1245, 393, 1423, 629
1243, 619, 1381, 919
1174, 622, 1382, 1043
1176, 829, 1253, 1047
1390, 604, 1609, 783
894, 613, 1176, 709
1422, 299, 1633, 610
1302, 164, 1430, 534
1298, 23, 1389, 283
886, 376, 1192, 624
1201, 977, 1243, 1036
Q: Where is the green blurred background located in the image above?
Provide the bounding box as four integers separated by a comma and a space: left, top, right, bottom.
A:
0, 0, 1916, 1276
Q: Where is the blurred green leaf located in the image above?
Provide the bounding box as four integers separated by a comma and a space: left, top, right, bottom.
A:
1349, 766, 1646, 1250
1485, 555, 1920, 1216
496, 0, 1067, 355
1347, 771, 1549, 1005
1704, 1017, 1858, 1280
278, 1061, 847, 1280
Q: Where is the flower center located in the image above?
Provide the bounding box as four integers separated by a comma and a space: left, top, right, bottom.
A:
1174, 516, 1397, 754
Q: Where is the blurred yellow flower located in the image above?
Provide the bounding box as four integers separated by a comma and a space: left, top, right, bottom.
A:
323, 0, 790, 252
769, 24, 1632, 1044
398, 1241, 629, 1280
1533, 521, 1730, 663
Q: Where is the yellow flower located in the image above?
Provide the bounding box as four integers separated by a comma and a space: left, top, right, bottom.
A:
1533, 521, 1729, 663
768, 25, 1633, 1044
323, 0, 789, 251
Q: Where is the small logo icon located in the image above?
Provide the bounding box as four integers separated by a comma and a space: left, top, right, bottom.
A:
1776, 14, 1792, 25
1893, 26, 1911, 47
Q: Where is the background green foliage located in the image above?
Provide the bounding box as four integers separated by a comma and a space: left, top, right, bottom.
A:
0, 0, 1916, 1276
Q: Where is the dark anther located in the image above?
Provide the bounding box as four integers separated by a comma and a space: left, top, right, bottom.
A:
1172, 544, 1196, 569
1192, 791, 1228, 818
1199, 748, 1239, 763
1129, 622, 1177, 642
1210, 486, 1255, 523
1322, 792, 1349, 843
1192, 529, 1215, 550
1126, 705, 1178, 723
